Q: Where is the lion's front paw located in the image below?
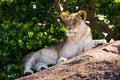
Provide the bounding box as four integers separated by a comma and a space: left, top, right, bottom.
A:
100, 39, 107, 44
24, 69, 33, 76
94, 39, 107, 47
58, 57, 67, 63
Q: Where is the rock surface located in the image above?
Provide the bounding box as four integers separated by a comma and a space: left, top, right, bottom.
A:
16, 41, 120, 80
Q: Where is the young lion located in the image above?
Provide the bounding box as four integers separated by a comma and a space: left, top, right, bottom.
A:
23, 10, 106, 75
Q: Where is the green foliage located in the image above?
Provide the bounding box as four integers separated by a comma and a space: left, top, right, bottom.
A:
113, 24, 120, 40
0, 0, 120, 79
96, 0, 120, 40
92, 29, 105, 39
97, 0, 120, 24
0, 19, 65, 80
0, 0, 65, 79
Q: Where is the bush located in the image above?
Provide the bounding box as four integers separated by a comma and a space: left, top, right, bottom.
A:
0, 20, 65, 80
113, 24, 120, 40
92, 29, 105, 39
0, 0, 65, 79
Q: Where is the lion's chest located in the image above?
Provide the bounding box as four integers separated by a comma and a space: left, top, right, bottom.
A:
67, 44, 80, 58
59, 37, 92, 59
58, 42, 82, 59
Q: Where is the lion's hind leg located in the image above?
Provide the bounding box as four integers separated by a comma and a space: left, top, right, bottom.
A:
24, 67, 33, 76
33, 62, 48, 71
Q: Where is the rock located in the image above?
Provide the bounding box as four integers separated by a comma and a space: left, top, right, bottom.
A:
16, 41, 120, 80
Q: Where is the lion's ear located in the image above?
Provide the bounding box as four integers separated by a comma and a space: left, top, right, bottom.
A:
60, 12, 68, 22
77, 10, 87, 21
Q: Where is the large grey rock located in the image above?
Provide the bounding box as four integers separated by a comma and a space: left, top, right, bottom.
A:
16, 41, 120, 80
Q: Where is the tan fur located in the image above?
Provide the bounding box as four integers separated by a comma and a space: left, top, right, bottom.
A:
23, 10, 106, 75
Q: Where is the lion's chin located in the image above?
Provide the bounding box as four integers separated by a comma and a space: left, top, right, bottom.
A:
66, 32, 76, 36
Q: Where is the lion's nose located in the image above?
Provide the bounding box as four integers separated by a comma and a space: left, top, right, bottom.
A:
67, 27, 72, 30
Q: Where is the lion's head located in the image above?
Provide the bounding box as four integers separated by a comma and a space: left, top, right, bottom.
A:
61, 10, 87, 36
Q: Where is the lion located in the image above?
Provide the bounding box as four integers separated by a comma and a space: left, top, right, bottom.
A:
23, 10, 106, 75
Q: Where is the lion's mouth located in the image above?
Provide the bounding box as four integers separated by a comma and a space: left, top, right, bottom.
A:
66, 30, 76, 36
